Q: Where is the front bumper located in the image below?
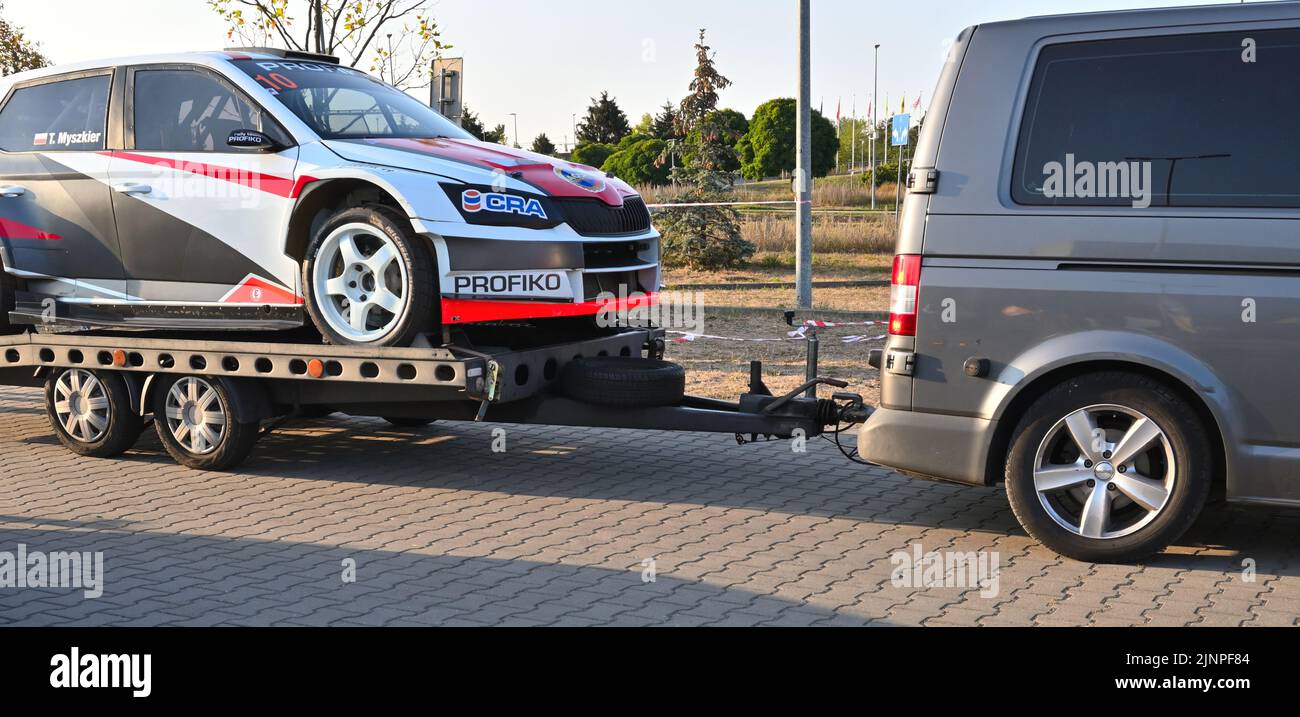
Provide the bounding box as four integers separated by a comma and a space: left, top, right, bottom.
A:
857, 406, 998, 486
432, 232, 661, 325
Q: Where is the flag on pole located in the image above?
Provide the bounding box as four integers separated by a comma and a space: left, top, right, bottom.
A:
912, 92, 922, 111
866, 96, 872, 120
835, 98, 841, 122
900, 94, 906, 114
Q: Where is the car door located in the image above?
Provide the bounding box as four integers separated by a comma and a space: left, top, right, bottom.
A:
0, 69, 126, 308
108, 64, 301, 310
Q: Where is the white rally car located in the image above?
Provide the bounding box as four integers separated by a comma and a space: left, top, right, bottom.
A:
0, 48, 659, 346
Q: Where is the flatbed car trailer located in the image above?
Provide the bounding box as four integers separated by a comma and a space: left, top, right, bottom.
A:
0, 327, 873, 471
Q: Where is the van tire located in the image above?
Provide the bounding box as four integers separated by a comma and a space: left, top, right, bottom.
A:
1004, 372, 1212, 563
560, 357, 685, 407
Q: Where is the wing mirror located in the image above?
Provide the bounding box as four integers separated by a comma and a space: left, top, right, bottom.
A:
227, 129, 283, 152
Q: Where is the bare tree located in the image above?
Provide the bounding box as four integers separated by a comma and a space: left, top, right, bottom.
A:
0, 1, 50, 76
208, 0, 450, 89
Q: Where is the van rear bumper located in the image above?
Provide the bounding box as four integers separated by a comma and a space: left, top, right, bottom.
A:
856, 407, 997, 486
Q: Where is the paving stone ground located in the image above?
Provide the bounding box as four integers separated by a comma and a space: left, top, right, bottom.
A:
1, 385, 1297, 627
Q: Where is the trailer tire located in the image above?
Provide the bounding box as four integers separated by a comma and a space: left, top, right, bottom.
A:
560, 357, 685, 407
153, 376, 260, 471
45, 369, 142, 458
383, 417, 436, 429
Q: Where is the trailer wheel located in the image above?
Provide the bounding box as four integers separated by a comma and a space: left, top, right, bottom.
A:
45, 368, 142, 458
561, 357, 686, 407
153, 376, 260, 471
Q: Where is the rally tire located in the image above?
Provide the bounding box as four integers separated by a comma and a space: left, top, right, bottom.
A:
153, 376, 260, 471
560, 357, 686, 408
45, 369, 142, 458
1004, 372, 1212, 563
302, 206, 438, 347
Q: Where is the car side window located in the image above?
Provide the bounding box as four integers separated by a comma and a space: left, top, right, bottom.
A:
132, 69, 278, 152
0, 74, 110, 152
1013, 28, 1300, 209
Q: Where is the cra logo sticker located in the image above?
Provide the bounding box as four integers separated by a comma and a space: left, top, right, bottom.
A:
461, 189, 547, 219
554, 166, 606, 193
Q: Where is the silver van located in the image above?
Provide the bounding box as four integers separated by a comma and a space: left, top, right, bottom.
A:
858, 2, 1300, 562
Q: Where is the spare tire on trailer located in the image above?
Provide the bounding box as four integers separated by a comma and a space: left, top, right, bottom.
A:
560, 357, 686, 408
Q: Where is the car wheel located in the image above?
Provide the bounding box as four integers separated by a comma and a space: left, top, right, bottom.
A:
45, 368, 142, 458
1004, 372, 1212, 563
303, 206, 437, 347
153, 376, 260, 471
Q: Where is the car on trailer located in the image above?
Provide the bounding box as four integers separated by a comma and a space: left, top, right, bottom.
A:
0, 48, 658, 348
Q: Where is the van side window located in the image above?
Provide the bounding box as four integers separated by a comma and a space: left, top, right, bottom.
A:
132, 69, 275, 152
1013, 29, 1300, 209
0, 75, 110, 152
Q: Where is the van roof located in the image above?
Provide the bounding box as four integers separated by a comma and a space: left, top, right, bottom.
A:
992, 0, 1300, 34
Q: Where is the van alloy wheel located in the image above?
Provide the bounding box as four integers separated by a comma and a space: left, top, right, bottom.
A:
1032, 404, 1175, 540
311, 222, 410, 343
164, 377, 227, 456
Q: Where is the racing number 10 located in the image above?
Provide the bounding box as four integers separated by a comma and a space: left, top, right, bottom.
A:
253, 73, 298, 94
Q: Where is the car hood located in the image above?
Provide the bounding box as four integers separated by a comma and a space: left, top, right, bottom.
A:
323, 137, 636, 207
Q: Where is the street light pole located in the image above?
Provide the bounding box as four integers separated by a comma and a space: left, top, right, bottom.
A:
871, 43, 879, 210
509, 113, 519, 148
795, 0, 813, 310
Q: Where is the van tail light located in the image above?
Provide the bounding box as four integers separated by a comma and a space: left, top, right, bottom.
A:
889, 254, 921, 336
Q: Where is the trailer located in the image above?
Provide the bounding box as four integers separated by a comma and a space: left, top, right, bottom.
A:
0, 325, 872, 471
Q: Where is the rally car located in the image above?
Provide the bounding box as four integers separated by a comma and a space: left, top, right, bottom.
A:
0, 48, 659, 346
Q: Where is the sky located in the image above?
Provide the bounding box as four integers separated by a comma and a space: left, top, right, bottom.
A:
8, 0, 1248, 149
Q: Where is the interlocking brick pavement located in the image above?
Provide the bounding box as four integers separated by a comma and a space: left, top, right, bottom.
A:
1, 384, 1297, 627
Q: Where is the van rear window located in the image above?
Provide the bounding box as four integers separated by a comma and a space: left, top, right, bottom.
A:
1013, 29, 1300, 209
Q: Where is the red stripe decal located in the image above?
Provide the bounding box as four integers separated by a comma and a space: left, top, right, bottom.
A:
441, 292, 658, 325
222, 275, 303, 305
0, 217, 61, 240
103, 151, 314, 199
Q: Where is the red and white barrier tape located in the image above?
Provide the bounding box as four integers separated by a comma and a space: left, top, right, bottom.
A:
667, 329, 888, 344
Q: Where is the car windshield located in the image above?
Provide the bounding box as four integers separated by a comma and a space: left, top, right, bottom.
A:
233, 59, 472, 141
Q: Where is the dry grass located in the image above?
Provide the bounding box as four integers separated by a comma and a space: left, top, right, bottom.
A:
639, 175, 904, 209
741, 213, 896, 254
664, 252, 890, 286
694, 285, 889, 313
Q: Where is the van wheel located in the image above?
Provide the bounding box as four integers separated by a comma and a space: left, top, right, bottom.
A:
1004, 372, 1211, 563
302, 206, 437, 347
153, 376, 259, 471
45, 369, 142, 458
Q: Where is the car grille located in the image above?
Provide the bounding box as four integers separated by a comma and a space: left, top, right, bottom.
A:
557, 196, 652, 236
583, 241, 646, 269
583, 271, 648, 301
